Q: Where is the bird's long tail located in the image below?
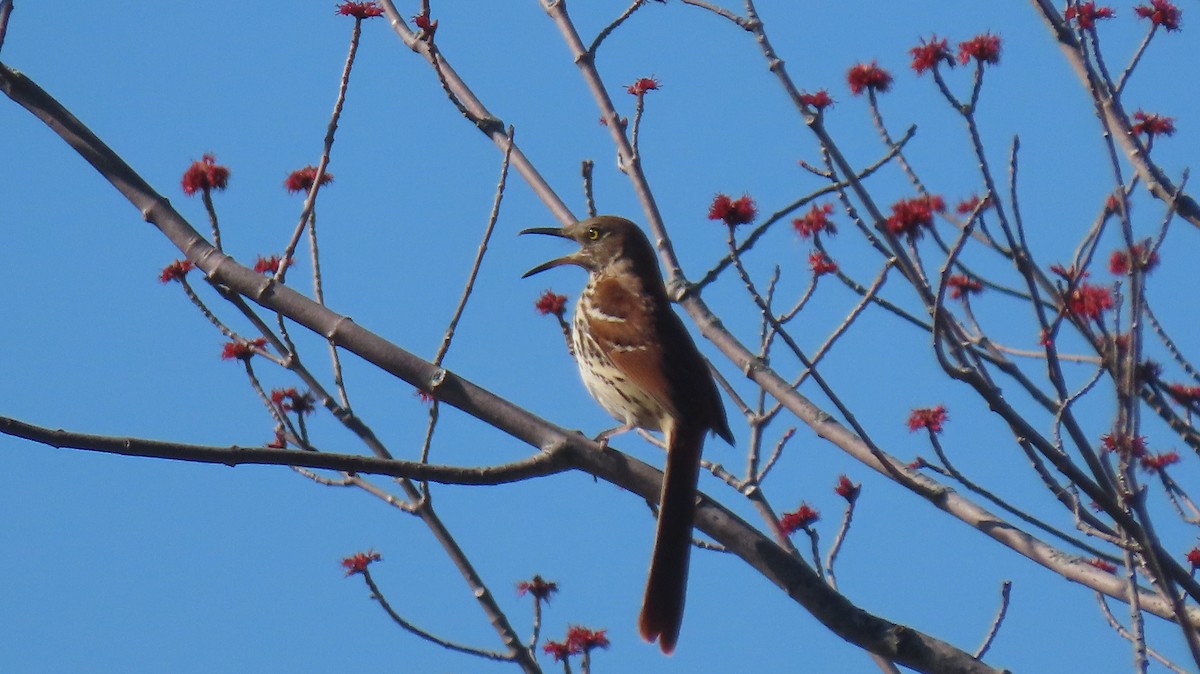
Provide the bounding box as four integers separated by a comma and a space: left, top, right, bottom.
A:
637, 423, 705, 654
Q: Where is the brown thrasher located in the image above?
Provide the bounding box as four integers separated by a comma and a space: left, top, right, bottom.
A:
521, 215, 733, 654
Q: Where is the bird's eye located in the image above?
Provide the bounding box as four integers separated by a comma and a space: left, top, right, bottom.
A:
586, 227, 600, 241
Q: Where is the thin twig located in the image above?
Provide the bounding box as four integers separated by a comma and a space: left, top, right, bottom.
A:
823, 497, 856, 590
276, 12, 362, 283
360, 569, 512, 662
587, 0, 646, 55
581, 159, 597, 218
973, 581, 1011, 660
1096, 593, 1190, 674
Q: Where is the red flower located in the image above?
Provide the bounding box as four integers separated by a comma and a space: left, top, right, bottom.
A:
1186, 547, 1200, 569
955, 194, 991, 215
847, 61, 893, 95
1087, 558, 1117, 573
799, 90, 834, 110
1108, 241, 1159, 275
910, 36, 954, 75
780, 502, 820, 535
1065, 2, 1116, 28
254, 254, 293, 276
336, 2, 384, 19
341, 550, 382, 576
808, 250, 838, 276
792, 203, 836, 238
415, 388, 435, 404
1140, 450, 1180, 473
958, 34, 1001, 65
1065, 283, 1114, 320
544, 625, 609, 662
1100, 433, 1147, 458
159, 259, 194, 283
947, 274, 983, 300
284, 166, 335, 194
1131, 110, 1176, 137
1134, 0, 1182, 31
1166, 384, 1200, 406
534, 290, 568, 317
566, 626, 610, 652
516, 575, 559, 602
708, 193, 757, 226
886, 194, 945, 238
221, 337, 268, 361
907, 405, 948, 433
834, 475, 860, 502
626, 77, 661, 96
271, 387, 316, 416
412, 11, 438, 34
543, 640, 574, 662
181, 153, 230, 196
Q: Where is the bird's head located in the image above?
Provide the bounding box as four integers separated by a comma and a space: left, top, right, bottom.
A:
520, 215, 656, 278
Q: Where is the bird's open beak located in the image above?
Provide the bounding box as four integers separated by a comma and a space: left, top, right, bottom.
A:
520, 227, 578, 278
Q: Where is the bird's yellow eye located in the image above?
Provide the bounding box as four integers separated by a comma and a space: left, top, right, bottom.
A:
586, 227, 600, 241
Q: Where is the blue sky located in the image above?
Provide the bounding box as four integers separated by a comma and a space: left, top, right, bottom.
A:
2, 2, 1197, 672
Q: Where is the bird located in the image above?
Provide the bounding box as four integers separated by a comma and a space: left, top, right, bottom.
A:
521, 215, 734, 654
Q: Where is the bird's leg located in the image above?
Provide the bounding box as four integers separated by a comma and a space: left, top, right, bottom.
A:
594, 423, 636, 449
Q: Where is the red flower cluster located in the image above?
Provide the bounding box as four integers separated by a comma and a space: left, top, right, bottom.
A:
336, 2, 383, 19
847, 61, 892, 95
1100, 433, 1147, 458
907, 405, 948, 433
955, 194, 991, 215
413, 11, 438, 35
626, 77, 661, 96
181, 153, 230, 196
1187, 547, 1200, 569
708, 193, 757, 226
159, 259, 194, 283
1134, 0, 1182, 30
415, 388, 435, 404
254, 254, 293, 276
221, 337, 268, 361
808, 250, 838, 276
284, 166, 335, 194
886, 194, 945, 238
516, 575, 559, 602
1140, 450, 1180, 473
1166, 383, 1200, 406
799, 90, 834, 110
947, 274, 983, 300
271, 387, 316, 416
780, 502, 820, 535
534, 290, 568, 317
1087, 558, 1117, 573
910, 36, 953, 75
792, 203, 836, 238
1065, 2, 1116, 29
543, 626, 610, 661
341, 549, 382, 576
1131, 110, 1176, 137
1065, 283, 1114, 320
834, 474, 860, 502
958, 34, 1002, 65
1108, 241, 1159, 275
